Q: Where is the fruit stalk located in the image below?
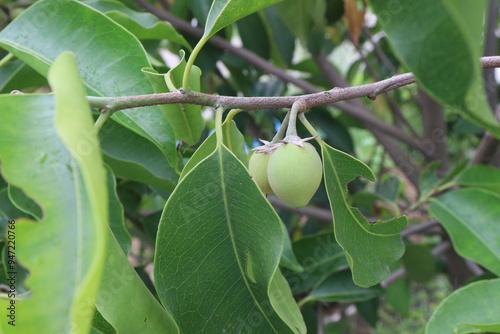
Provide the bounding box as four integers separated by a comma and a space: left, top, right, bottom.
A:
285, 100, 307, 138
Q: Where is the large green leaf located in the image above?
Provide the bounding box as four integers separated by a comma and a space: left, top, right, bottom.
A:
426, 279, 500, 334
300, 270, 383, 305
428, 188, 500, 276
180, 119, 247, 179
370, 0, 500, 137
142, 52, 205, 146
82, 0, 190, 48
401, 243, 436, 283
154, 144, 305, 333
456, 165, 500, 195
284, 232, 346, 295
321, 143, 407, 287
92, 163, 177, 332
99, 119, 178, 192
95, 209, 179, 333
0, 52, 107, 333
202, 0, 284, 40
236, 13, 271, 59
0, 59, 47, 93
104, 167, 131, 255
0, 0, 178, 167
275, 0, 325, 42
384, 280, 410, 317
279, 223, 304, 273
7, 185, 43, 220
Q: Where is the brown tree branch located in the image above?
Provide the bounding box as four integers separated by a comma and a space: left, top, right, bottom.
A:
132, 0, 500, 167
417, 88, 449, 173
133, 0, 423, 152
472, 0, 500, 166
472, 106, 500, 164
351, 36, 419, 137
483, 0, 498, 111
312, 51, 422, 186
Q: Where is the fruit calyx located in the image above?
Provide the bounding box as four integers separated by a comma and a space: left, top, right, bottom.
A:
280, 134, 317, 147
250, 139, 283, 154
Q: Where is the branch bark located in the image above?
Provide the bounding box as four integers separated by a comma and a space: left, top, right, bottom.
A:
417, 88, 449, 173
313, 51, 422, 186
472, 0, 500, 165
133, 0, 424, 152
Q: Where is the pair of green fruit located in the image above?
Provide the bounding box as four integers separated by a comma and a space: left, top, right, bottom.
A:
248, 140, 323, 208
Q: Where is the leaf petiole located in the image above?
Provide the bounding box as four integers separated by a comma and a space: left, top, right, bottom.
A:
215, 106, 225, 145
182, 36, 209, 89
0, 53, 14, 67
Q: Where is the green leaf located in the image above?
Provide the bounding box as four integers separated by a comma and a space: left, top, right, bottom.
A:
7, 185, 43, 220
457, 322, 500, 334
82, 0, 190, 48
92, 158, 177, 333
284, 232, 346, 295
370, 0, 500, 137
180, 119, 247, 179
401, 243, 436, 283
0, 59, 47, 93
262, 6, 295, 66
236, 13, 271, 59
300, 270, 383, 305
276, 0, 325, 42
104, 167, 131, 255
143, 52, 205, 146
154, 145, 305, 333
0, 0, 178, 167
0, 52, 107, 333
384, 280, 410, 317
269, 269, 308, 334
92, 309, 117, 334
202, 0, 284, 40
99, 119, 178, 192
456, 165, 500, 195
95, 220, 179, 334
321, 143, 407, 287
377, 175, 403, 204
356, 298, 380, 328
280, 224, 304, 273
426, 279, 500, 334
428, 188, 500, 276
0, 189, 26, 225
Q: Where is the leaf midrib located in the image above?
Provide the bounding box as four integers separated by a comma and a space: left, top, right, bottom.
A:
217, 145, 279, 332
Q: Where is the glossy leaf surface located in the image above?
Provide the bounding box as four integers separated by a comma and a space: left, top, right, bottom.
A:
202, 0, 284, 40
0, 0, 178, 167
370, 0, 500, 137
83, 0, 190, 47
0, 52, 107, 333
456, 165, 500, 195
429, 188, 500, 276
426, 279, 500, 334
321, 143, 407, 287
155, 144, 305, 333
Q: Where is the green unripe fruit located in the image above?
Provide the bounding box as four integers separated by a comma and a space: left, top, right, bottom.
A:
248, 152, 273, 194
267, 142, 322, 208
